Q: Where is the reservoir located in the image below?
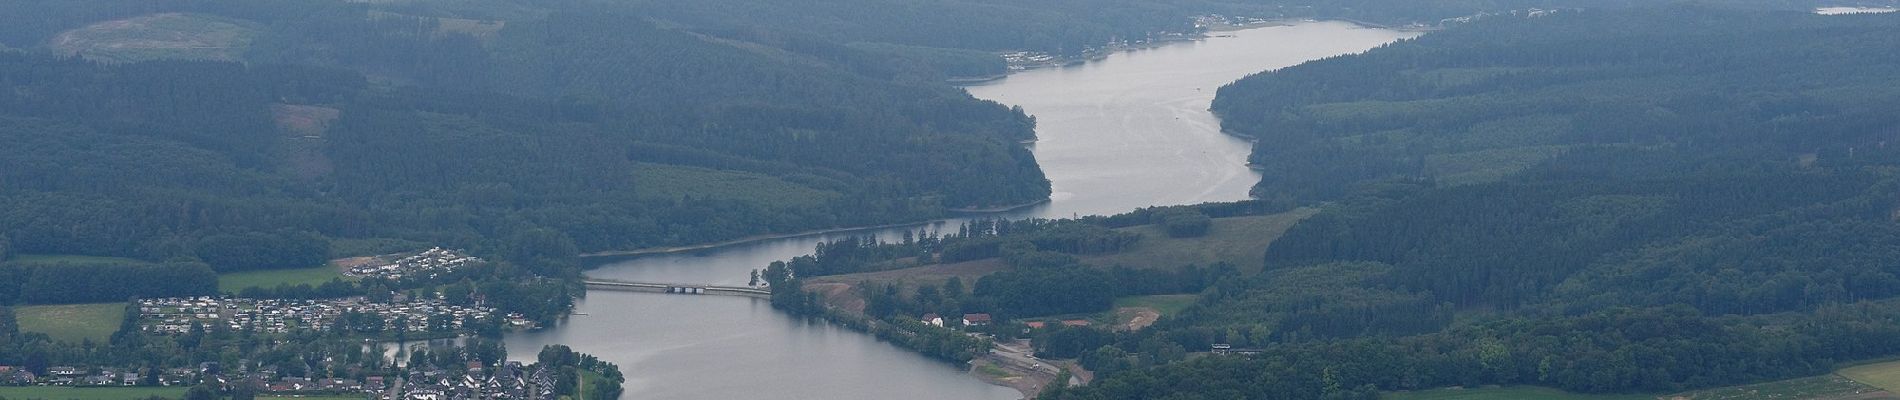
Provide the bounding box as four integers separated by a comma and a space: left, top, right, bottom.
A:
504, 21, 1416, 400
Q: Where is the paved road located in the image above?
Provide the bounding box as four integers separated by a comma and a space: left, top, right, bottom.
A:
984, 339, 1080, 387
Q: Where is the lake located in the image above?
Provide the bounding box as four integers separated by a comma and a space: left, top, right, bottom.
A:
504, 21, 1416, 400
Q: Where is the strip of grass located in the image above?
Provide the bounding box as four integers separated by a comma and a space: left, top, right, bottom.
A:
1113, 295, 1197, 316
1384, 386, 1652, 400
1671, 373, 1884, 399
218, 265, 348, 293
0, 385, 185, 400
15, 303, 126, 343
8, 254, 149, 265
1840, 360, 1900, 392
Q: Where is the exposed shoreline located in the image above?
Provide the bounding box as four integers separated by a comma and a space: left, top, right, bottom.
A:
577, 219, 956, 260
947, 198, 1050, 213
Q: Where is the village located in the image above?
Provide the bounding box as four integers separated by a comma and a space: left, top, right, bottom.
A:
0, 359, 565, 400
344, 247, 485, 281
137, 296, 514, 336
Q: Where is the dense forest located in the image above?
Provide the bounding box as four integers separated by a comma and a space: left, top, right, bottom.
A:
0, 0, 1053, 293
1051, 7, 1900, 399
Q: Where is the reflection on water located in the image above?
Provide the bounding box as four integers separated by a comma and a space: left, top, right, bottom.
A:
505, 21, 1416, 400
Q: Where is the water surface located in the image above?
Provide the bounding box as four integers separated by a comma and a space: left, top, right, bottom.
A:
505, 21, 1415, 400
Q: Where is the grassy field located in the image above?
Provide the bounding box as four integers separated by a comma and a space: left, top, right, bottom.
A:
1841, 360, 1900, 392
1384, 386, 1652, 400
1673, 374, 1888, 400
1082, 209, 1317, 272
259, 396, 369, 400
0, 386, 189, 400
1113, 295, 1197, 316
48, 13, 259, 62
7, 254, 149, 265
15, 303, 126, 343
219, 265, 347, 293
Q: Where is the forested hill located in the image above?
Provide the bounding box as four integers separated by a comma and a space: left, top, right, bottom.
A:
0, 1, 1051, 278
1047, 8, 1900, 400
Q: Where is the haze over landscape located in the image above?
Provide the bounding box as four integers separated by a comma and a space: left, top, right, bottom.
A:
4, 1, 1900, 400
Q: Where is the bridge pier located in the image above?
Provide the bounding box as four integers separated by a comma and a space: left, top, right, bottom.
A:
583, 280, 771, 299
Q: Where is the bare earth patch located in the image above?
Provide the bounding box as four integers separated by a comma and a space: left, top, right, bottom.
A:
271, 104, 342, 180
50, 13, 259, 62
272, 104, 341, 138
1114, 307, 1161, 331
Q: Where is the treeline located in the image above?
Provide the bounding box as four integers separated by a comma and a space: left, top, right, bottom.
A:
0, 262, 217, 305
1047, 302, 1900, 399
535, 345, 627, 400
1066, 7, 1900, 399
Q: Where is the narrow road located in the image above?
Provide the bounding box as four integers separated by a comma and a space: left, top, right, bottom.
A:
983, 340, 1081, 389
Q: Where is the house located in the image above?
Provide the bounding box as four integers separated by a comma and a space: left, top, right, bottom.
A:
1060, 319, 1092, 327
9, 370, 36, 385
1024, 321, 1046, 329
123, 373, 141, 386
466, 361, 485, 375
920, 313, 944, 327
48, 366, 81, 377
962, 313, 992, 326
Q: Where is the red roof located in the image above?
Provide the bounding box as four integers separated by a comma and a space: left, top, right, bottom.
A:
1060, 319, 1092, 327
1025, 321, 1047, 329
922, 313, 940, 320
963, 313, 992, 323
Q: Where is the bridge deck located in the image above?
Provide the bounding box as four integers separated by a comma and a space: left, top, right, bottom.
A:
583, 280, 771, 299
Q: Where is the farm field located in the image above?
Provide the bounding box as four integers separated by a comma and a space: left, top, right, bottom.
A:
1081, 209, 1317, 272
14, 303, 126, 343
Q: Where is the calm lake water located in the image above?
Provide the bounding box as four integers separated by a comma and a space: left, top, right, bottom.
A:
504, 21, 1415, 400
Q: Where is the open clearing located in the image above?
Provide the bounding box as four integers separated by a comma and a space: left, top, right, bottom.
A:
1082, 209, 1317, 271
49, 13, 259, 62
0, 386, 189, 400
15, 303, 126, 343
1841, 361, 1900, 393
219, 265, 348, 293
1114, 294, 1197, 315
1112, 295, 1197, 331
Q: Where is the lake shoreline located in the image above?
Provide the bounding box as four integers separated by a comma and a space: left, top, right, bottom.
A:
577, 219, 956, 260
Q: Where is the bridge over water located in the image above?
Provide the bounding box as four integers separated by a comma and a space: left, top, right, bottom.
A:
583, 279, 772, 299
